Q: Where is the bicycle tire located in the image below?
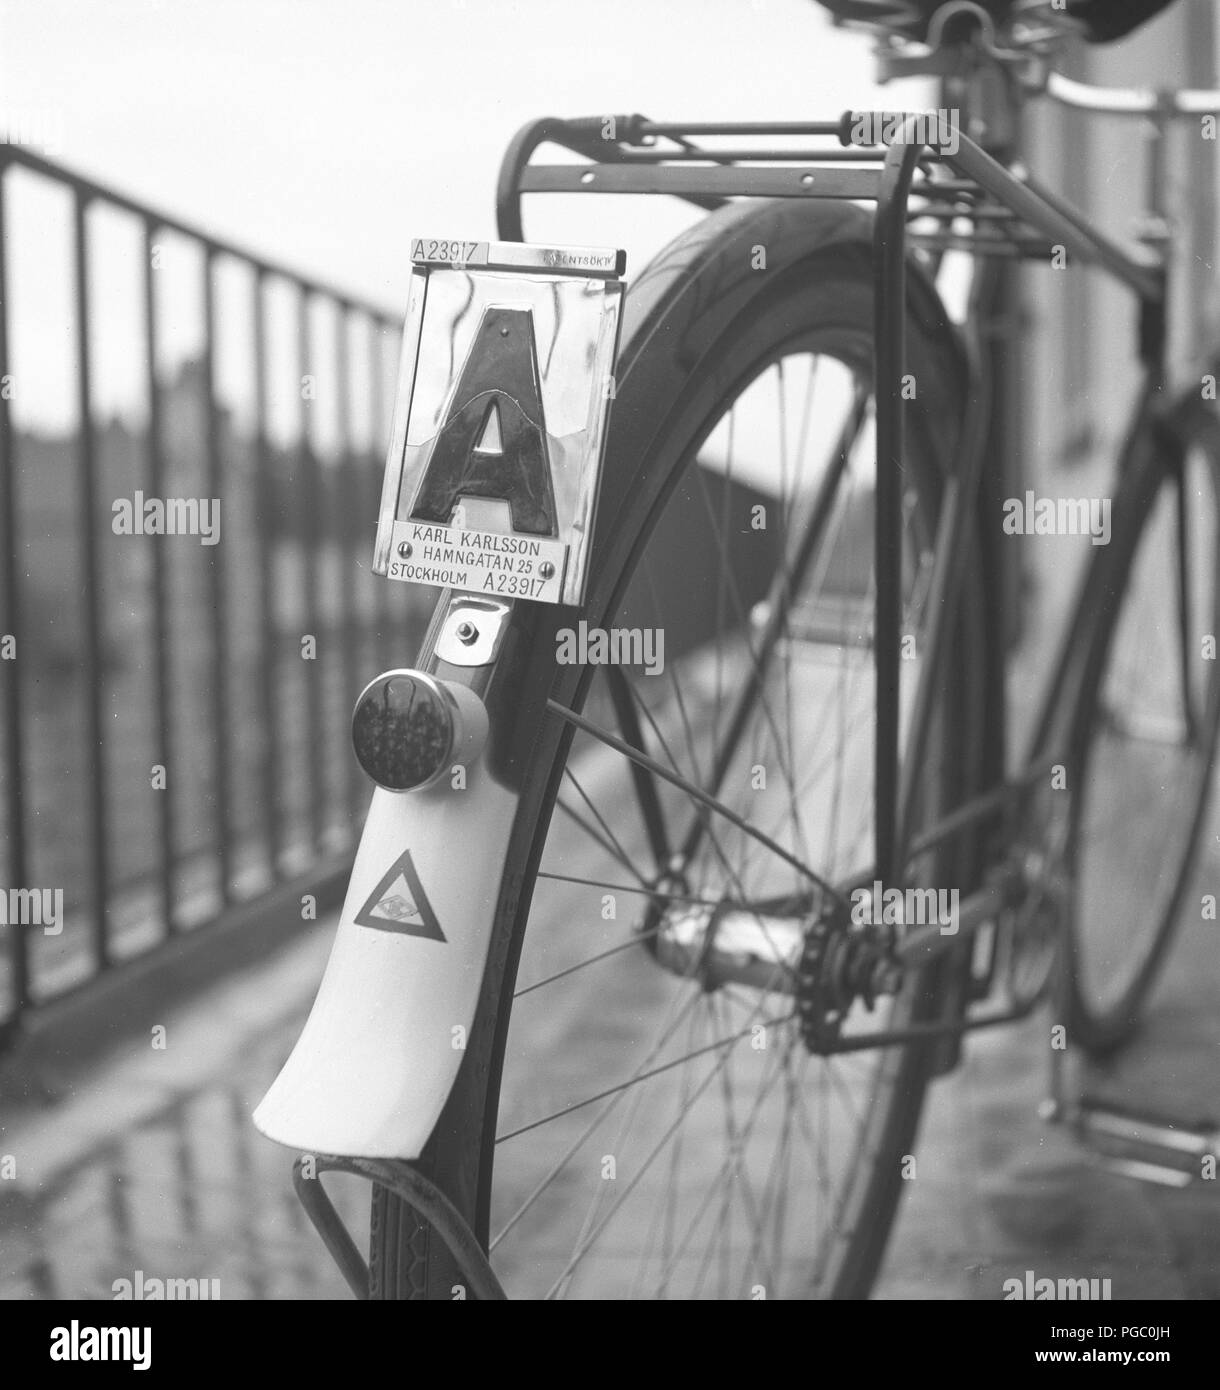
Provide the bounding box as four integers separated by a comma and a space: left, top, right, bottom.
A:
370, 197, 992, 1299
1064, 398, 1220, 1054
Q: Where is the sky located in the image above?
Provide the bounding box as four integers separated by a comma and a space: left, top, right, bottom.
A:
0, 0, 920, 434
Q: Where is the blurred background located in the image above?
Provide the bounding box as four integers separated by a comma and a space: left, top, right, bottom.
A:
0, 0, 1218, 1300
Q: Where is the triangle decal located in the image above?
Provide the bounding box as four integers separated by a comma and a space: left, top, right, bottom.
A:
354, 848, 446, 942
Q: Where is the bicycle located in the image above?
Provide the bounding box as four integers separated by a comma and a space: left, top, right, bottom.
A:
254, 0, 1220, 1298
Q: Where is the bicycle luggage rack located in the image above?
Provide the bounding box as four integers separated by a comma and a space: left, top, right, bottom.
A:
494, 110, 1152, 275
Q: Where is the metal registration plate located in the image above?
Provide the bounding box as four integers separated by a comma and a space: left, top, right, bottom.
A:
373, 238, 626, 608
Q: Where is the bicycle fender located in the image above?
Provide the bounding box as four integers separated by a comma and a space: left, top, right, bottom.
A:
253, 758, 515, 1157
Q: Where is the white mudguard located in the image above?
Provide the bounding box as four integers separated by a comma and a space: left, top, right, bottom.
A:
256, 237, 623, 1160
253, 756, 516, 1157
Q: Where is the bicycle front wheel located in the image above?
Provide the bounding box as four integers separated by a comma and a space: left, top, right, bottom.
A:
371, 200, 990, 1299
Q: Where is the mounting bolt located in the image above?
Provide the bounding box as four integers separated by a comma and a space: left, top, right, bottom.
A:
398, 541, 413, 559
455, 620, 478, 645
539, 561, 555, 579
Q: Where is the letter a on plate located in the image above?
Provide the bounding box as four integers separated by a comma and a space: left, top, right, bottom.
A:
354, 848, 446, 941
410, 305, 556, 536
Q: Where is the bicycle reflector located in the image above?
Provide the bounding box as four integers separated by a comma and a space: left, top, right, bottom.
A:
351, 670, 487, 792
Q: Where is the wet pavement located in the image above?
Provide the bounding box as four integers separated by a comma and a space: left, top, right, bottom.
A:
0, 931, 363, 1300
0, 815, 1217, 1300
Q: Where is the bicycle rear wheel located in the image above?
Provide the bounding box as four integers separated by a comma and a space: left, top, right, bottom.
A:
370, 200, 991, 1298
1065, 400, 1220, 1053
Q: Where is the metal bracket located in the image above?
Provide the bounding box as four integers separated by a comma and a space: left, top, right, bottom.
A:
434, 596, 511, 667
293, 1153, 507, 1300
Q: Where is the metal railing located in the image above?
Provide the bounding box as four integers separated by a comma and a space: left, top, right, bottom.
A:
0, 146, 420, 1037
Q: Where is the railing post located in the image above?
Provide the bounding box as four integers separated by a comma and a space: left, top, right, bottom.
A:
0, 158, 29, 1022
74, 188, 110, 973
0, 147, 400, 1032
298, 290, 324, 849
144, 218, 177, 936
202, 247, 232, 903
370, 318, 390, 661
335, 305, 363, 828
253, 271, 281, 881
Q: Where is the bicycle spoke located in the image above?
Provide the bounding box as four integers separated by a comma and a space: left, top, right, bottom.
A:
553, 796, 651, 887
497, 1012, 795, 1145
682, 390, 867, 851
491, 988, 705, 1251
541, 1019, 781, 1298
605, 665, 673, 873
546, 697, 843, 901
536, 869, 722, 908
562, 764, 648, 887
